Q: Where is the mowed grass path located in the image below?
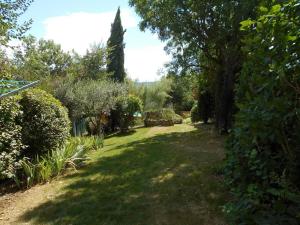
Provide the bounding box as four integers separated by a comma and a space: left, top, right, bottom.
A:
1, 124, 228, 225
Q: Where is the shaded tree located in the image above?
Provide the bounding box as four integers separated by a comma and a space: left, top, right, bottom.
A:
225, 1, 300, 223
129, 0, 260, 132
167, 73, 196, 112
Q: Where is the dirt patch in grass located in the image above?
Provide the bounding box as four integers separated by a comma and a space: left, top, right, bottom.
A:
0, 179, 67, 225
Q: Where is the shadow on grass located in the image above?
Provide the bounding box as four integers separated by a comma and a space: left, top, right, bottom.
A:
105, 129, 138, 139
19, 126, 228, 225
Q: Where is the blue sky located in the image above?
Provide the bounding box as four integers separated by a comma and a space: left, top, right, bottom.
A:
20, 0, 170, 81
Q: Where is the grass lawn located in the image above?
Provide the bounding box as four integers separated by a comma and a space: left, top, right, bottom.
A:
1, 123, 228, 225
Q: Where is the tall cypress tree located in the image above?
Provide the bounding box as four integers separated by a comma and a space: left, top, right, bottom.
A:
107, 8, 126, 131
107, 7, 126, 82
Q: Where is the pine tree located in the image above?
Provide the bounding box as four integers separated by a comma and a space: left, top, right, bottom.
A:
107, 7, 126, 82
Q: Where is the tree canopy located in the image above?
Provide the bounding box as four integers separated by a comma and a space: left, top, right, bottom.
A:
0, 0, 33, 46
129, 0, 259, 132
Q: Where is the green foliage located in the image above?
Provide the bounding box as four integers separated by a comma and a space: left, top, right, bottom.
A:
76, 136, 104, 151
20, 88, 70, 156
144, 108, 182, 127
0, 0, 33, 46
191, 102, 200, 123
130, 0, 260, 132
225, 1, 300, 223
59, 79, 127, 135
0, 96, 26, 180
125, 78, 173, 113
143, 78, 172, 111
64, 79, 127, 120
127, 78, 145, 97
107, 8, 126, 131
20, 136, 103, 188
117, 95, 143, 132
0, 50, 14, 79
12, 38, 109, 94
168, 73, 196, 112
107, 8, 126, 82
13, 36, 72, 81
80, 44, 108, 80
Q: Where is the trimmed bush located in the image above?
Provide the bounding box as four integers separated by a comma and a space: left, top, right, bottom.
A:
144, 108, 182, 127
20, 89, 70, 156
0, 96, 26, 180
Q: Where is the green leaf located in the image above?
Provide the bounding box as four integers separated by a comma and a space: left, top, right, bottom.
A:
240, 20, 255, 30
271, 4, 281, 13
286, 35, 297, 41
259, 6, 268, 13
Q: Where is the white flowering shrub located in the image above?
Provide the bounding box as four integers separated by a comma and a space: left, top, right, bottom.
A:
0, 96, 26, 180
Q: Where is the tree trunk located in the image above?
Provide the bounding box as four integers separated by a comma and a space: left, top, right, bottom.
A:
215, 56, 236, 133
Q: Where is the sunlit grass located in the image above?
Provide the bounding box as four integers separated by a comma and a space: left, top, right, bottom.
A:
18, 124, 228, 225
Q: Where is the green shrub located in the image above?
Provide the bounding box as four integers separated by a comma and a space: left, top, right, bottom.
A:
0, 96, 26, 180
144, 108, 182, 127
191, 102, 200, 123
20, 89, 70, 156
225, 1, 300, 223
117, 95, 143, 132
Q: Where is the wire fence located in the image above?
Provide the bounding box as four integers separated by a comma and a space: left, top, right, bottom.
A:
0, 79, 39, 98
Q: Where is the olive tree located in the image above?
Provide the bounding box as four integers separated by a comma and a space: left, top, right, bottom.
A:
65, 79, 127, 135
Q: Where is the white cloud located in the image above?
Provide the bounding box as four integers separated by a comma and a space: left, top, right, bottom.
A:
125, 45, 170, 82
44, 9, 137, 54
43, 10, 170, 81
2, 39, 22, 58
